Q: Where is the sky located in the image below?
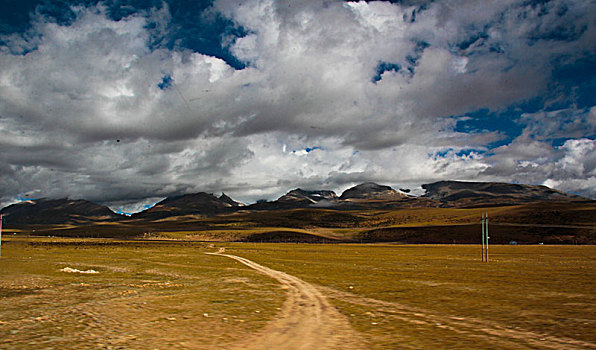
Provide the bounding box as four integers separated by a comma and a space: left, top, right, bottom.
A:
0, 0, 595, 214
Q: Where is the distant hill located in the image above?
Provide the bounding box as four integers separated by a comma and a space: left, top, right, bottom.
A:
422, 181, 588, 207
276, 188, 338, 208
278, 189, 338, 204
247, 189, 339, 210
131, 192, 237, 220
339, 182, 407, 200
219, 193, 244, 207
0, 198, 122, 225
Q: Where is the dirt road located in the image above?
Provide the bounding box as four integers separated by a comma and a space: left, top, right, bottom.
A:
206, 252, 366, 350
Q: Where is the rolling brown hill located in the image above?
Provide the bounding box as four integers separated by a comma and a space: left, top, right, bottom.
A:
246, 188, 339, 210
131, 192, 238, 220
0, 198, 122, 225
339, 182, 407, 200
1, 181, 593, 244
4, 202, 595, 244
422, 181, 587, 207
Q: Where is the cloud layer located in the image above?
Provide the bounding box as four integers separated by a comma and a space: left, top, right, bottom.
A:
0, 0, 594, 212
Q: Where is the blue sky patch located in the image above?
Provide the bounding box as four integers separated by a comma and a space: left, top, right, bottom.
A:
292, 146, 323, 155
431, 148, 485, 160
551, 137, 575, 147
454, 108, 525, 149
0, 0, 248, 69
153, 0, 247, 69
550, 54, 596, 109
158, 74, 172, 90
458, 31, 489, 51
372, 62, 401, 83
404, 40, 429, 76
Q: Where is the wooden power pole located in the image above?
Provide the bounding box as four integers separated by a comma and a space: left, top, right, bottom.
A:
481, 212, 489, 262
485, 212, 489, 262
481, 213, 485, 262
0, 214, 3, 257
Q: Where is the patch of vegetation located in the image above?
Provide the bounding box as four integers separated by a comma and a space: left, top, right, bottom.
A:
241, 230, 337, 243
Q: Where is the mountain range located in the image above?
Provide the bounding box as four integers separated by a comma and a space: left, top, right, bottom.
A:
0, 198, 121, 225
132, 192, 243, 221
1, 180, 591, 226
421, 181, 587, 207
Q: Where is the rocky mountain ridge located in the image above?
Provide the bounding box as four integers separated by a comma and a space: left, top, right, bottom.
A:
339, 182, 407, 200
0, 198, 122, 224
422, 181, 586, 207
131, 192, 239, 220
1, 181, 591, 225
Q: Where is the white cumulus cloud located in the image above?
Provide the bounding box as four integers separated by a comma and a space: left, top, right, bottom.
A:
0, 0, 594, 211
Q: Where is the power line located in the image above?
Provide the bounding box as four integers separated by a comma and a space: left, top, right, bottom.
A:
172, 82, 193, 112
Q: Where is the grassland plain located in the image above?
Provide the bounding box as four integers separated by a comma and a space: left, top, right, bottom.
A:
1, 239, 595, 349
0, 238, 285, 349
225, 243, 596, 349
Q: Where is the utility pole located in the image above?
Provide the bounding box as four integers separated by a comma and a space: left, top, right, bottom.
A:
0, 214, 3, 257
481, 212, 485, 262
485, 212, 489, 262
481, 212, 489, 262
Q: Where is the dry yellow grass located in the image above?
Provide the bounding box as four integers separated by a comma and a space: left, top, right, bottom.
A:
225, 243, 596, 349
0, 239, 284, 349
1, 238, 595, 349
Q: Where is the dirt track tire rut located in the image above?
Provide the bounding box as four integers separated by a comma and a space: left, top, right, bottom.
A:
206, 253, 366, 350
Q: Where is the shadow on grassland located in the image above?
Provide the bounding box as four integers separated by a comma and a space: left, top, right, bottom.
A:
240, 231, 340, 243
356, 224, 595, 244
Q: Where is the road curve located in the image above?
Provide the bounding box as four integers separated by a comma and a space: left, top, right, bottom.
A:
206, 252, 366, 350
